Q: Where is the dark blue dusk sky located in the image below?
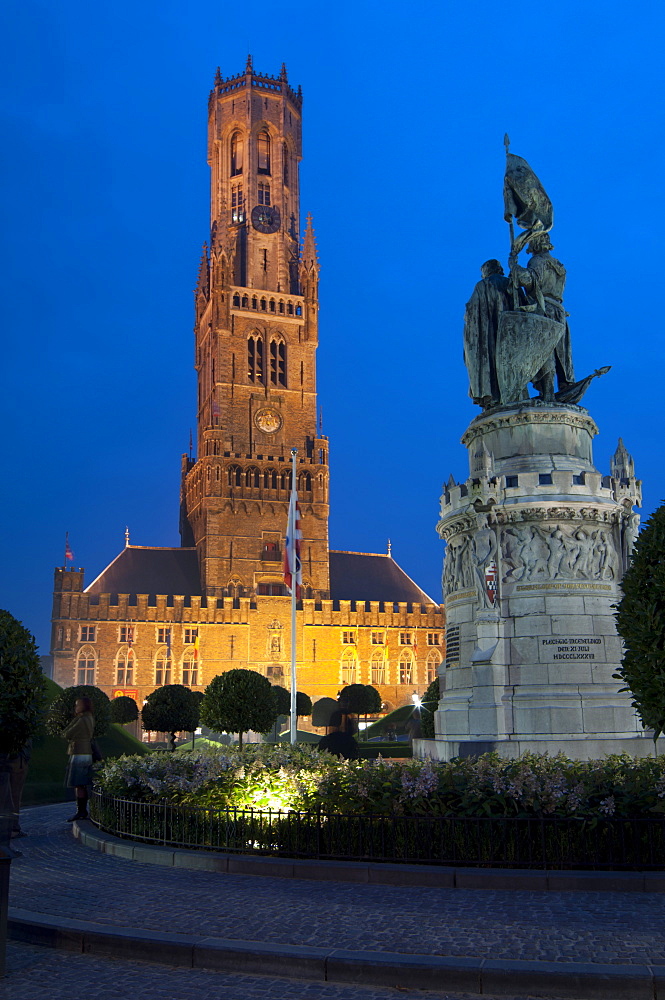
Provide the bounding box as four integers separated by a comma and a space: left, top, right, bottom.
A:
2, 1, 664, 653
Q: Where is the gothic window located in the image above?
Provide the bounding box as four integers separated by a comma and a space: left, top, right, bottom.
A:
230, 131, 244, 175
426, 651, 442, 684
278, 300, 284, 314
287, 301, 294, 315
295, 304, 302, 316
260, 297, 267, 311
246, 467, 260, 488
241, 294, 249, 308
371, 650, 386, 685
248, 335, 264, 384
269, 299, 275, 312
231, 183, 244, 223
341, 631, 356, 644
300, 472, 312, 492
119, 625, 134, 643
182, 652, 198, 687
115, 647, 135, 686
280, 471, 290, 491
80, 625, 96, 642
233, 293, 240, 307
427, 633, 441, 646
258, 182, 271, 205
264, 469, 278, 489
282, 142, 289, 185
76, 646, 96, 686
399, 632, 413, 645
157, 627, 171, 644
252, 296, 258, 309
184, 628, 198, 644
399, 651, 414, 686
340, 648, 357, 685
269, 337, 286, 386
257, 131, 271, 174
155, 647, 171, 686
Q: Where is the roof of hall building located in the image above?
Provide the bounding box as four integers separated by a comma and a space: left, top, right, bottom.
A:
83, 545, 438, 606
328, 551, 437, 606
85, 546, 201, 598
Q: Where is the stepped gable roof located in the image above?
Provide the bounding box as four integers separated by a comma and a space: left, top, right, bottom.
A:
329, 551, 436, 605
85, 546, 200, 597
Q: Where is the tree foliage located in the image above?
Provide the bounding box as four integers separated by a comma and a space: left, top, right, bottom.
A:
339, 683, 371, 715
0, 609, 46, 755
46, 684, 112, 738
141, 684, 199, 750
363, 685, 382, 714
311, 697, 338, 727
615, 504, 665, 741
110, 695, 139, 725
271, 685, 291, 717
420, 677, 440, 739
296, 691, 312, 718
200, 669, 277, 749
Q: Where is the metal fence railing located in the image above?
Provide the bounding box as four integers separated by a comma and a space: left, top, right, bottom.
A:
90, 791, 665, 870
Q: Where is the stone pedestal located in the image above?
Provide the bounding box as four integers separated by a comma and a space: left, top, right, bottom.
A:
423, 401, 657, 761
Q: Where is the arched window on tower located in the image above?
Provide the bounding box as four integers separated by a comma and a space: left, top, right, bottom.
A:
257, 131, 271, 174
269, 337, 286, 387
230, 131, 244, 176
258, 181, 271, 206
282, 142, 289, 185
182, 650, 199, 687
247, 335, 264, 384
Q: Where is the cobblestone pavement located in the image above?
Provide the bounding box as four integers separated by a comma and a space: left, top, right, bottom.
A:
1, 942, 551, 1000
8, 804, 665, 970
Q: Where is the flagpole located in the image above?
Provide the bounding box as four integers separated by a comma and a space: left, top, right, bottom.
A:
289, 447, 298, 745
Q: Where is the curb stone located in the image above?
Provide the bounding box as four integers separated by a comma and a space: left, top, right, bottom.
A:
73, 820, 665, 894
7, 908, 664, 999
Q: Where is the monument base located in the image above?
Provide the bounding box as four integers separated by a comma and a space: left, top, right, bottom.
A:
428, 401, 644, 763
414, 735, 661, 763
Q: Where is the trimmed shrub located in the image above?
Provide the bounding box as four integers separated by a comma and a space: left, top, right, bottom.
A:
0, 609, 46, 755
46, 684, 111, 738
110, 695, 139, 725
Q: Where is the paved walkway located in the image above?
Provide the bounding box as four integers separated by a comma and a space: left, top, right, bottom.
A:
4, 803, 665, 998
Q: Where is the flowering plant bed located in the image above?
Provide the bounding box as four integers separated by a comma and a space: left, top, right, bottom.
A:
94, 746, 665, 820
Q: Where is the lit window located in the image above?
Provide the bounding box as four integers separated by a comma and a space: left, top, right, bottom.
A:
341, 648, 357, 684
399, 652, 413, 685
76, 647, 96, 685
155, 648, 171, 686
258, 583, 286, 595
230, 131, 244, 175
182, 656, 198, 687
231, 184, 244, 223
116, 648, 135, 686
80, 625, 96, 642
371, 651, 386, 685
426, 651, 441, 684
258, 182, 271, 205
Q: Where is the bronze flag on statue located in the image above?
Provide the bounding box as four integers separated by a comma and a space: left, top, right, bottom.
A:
503, 153, 553, 233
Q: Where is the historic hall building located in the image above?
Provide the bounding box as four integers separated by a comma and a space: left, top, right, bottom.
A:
50, 59, 445, 713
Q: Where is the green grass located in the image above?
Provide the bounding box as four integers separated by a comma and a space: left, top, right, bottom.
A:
362, 704, 418, 740
23, 678, 150, 806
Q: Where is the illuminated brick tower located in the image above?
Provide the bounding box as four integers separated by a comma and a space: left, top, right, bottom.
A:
182, 56, 330, 600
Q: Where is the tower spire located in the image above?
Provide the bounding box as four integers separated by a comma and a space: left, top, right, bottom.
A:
301, 214, 319, 270
280, 62, 288, 83
214, 66, 222, 87
245, 53, 253, 74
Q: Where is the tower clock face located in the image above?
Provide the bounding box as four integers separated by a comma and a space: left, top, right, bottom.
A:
251, 205, 281, 234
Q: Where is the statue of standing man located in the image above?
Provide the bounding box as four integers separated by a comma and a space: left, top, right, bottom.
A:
463, 260, 512, 410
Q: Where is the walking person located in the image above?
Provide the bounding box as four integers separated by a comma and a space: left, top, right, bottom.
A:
8, 738, 32, 838
62, 697, 95, 821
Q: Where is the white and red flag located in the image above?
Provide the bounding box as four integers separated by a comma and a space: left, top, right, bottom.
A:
283, 489, 302, 599
65, 533, 74, 563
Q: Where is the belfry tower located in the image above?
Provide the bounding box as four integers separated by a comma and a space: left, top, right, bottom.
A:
181, 58, 330, 600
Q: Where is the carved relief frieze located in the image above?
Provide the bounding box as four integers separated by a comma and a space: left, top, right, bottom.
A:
500, 522, 620, 584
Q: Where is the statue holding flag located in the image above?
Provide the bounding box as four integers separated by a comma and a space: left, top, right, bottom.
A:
463, 141, 609, 409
